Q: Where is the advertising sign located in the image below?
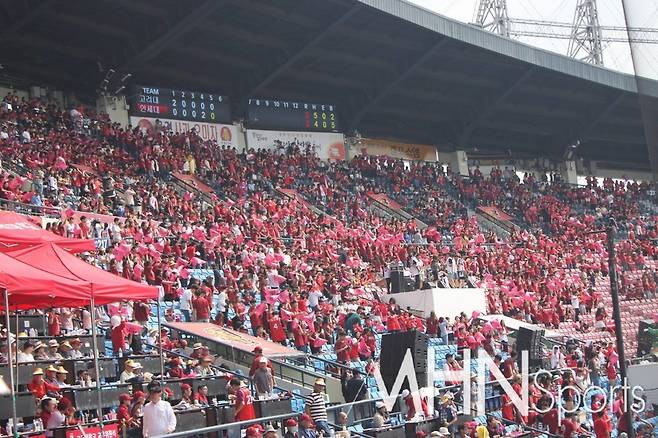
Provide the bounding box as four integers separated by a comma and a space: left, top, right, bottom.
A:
130, 116, 239, 148
351, 137, 438, 162
245, 129, 346, 161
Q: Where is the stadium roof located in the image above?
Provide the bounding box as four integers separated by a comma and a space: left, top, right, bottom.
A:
2, 0, 656, 168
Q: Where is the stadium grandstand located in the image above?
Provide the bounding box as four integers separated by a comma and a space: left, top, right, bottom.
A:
0, 0, 657, 438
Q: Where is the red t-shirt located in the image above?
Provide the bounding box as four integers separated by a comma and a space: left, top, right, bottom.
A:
501, 394, 515, 421
562, 418, 579, 438
335, 339, 350, 362
594, 417, 610, 438
133, 302, 149, 323
235, 387, 256, 421
192, 296, 211, 319
502, 357, 516, 378
269, 317, 286, 342
48, 313, 61, 337
111, 323, 127, 352
117, 405, 132, 425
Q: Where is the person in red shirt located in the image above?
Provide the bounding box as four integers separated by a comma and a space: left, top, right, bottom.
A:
111, 320, 128, 355
593, 410, 611, 438
249, 346, 275, 379
168, 357, 185, 378
402, 389, 430, 419
230, 378, 256, 422
133, 301, 150, 325
27, 368, 59, 400
292, 323, 308, 353
194, 384, 209, 406
268, 314, 287, 344
335, 332, 350, 363
542, 406, 559, 435
47, 310, 61, 337
117, 393, 138, 431
192, 288, 211, 322
501, 393, 516, 422
502, 351, 518, 378
562, 412, 584, 438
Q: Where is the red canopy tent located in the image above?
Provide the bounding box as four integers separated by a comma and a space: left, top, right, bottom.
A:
0, 251, 91, 309
0, 211, 95, 253
8, 242, 159, 305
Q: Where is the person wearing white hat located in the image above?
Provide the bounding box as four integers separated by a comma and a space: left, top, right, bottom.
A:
120, 360, 137, 384
372, 401, 390, 428
306, 378, 331, 436
253, 356, 274, 398
46, 340, 63, 360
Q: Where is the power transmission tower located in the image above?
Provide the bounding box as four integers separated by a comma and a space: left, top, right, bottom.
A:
567, 0, 604, 65
475, 0, 658, 66
475, 0, 511, 37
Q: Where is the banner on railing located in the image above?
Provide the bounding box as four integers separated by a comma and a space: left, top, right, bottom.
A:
65, 423, 119, 438
245, 129, 346, 161
130, 116, 240, 148
350, 138, 438, 162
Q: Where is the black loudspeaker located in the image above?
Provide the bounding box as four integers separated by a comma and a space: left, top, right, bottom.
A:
516, 326, 544, 367
637, 319, 656, 357
380, 331, 429, 392
390, 270, 405, 294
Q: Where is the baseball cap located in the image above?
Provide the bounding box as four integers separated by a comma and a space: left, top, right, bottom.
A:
375, 401, 386, 409
285, 419, 298, 427
300, 413, 313, 422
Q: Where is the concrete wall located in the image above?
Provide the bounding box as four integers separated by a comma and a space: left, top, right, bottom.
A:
96, 95, 130, 128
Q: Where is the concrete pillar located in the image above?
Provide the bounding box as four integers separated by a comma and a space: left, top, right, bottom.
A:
96, 95, 130, 128
560, 160, 579, 185
445, 150, 469, 176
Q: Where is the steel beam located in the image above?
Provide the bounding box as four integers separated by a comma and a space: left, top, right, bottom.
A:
121, 0, 224, 72
242, 4, 361, 99
349, 37, 450, 132
578, 92, 627, 141
0, 0, 55, 40
458, 66, 536, 145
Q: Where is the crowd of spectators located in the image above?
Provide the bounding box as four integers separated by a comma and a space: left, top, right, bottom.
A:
1, 94, 658, 437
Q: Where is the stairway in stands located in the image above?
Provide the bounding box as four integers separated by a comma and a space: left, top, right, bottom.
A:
554, 260, 658, 357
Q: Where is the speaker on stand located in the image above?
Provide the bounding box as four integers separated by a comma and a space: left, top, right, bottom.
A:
516, 326, 545, 368
637, 319, 657, 357
380, 331, 429, 392
389, 262, 405, 294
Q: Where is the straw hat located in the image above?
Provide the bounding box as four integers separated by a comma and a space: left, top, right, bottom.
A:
48, 340, 59, 348
56, 366, 68, 374
60, 341, 72, 349
32, 368, 44, 376
46, 365, 58, 373
193, 343, 203, 350
314, 378, 326, 387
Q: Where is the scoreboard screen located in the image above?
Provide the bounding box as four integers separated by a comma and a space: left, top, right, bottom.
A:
130, 86, 231, 124
246, 98, 340, 132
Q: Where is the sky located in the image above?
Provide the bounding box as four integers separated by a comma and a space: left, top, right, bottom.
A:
406, 0, 658, 79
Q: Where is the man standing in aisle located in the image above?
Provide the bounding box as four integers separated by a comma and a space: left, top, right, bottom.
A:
142, 383, 176, 437
305, 378, 331, 437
